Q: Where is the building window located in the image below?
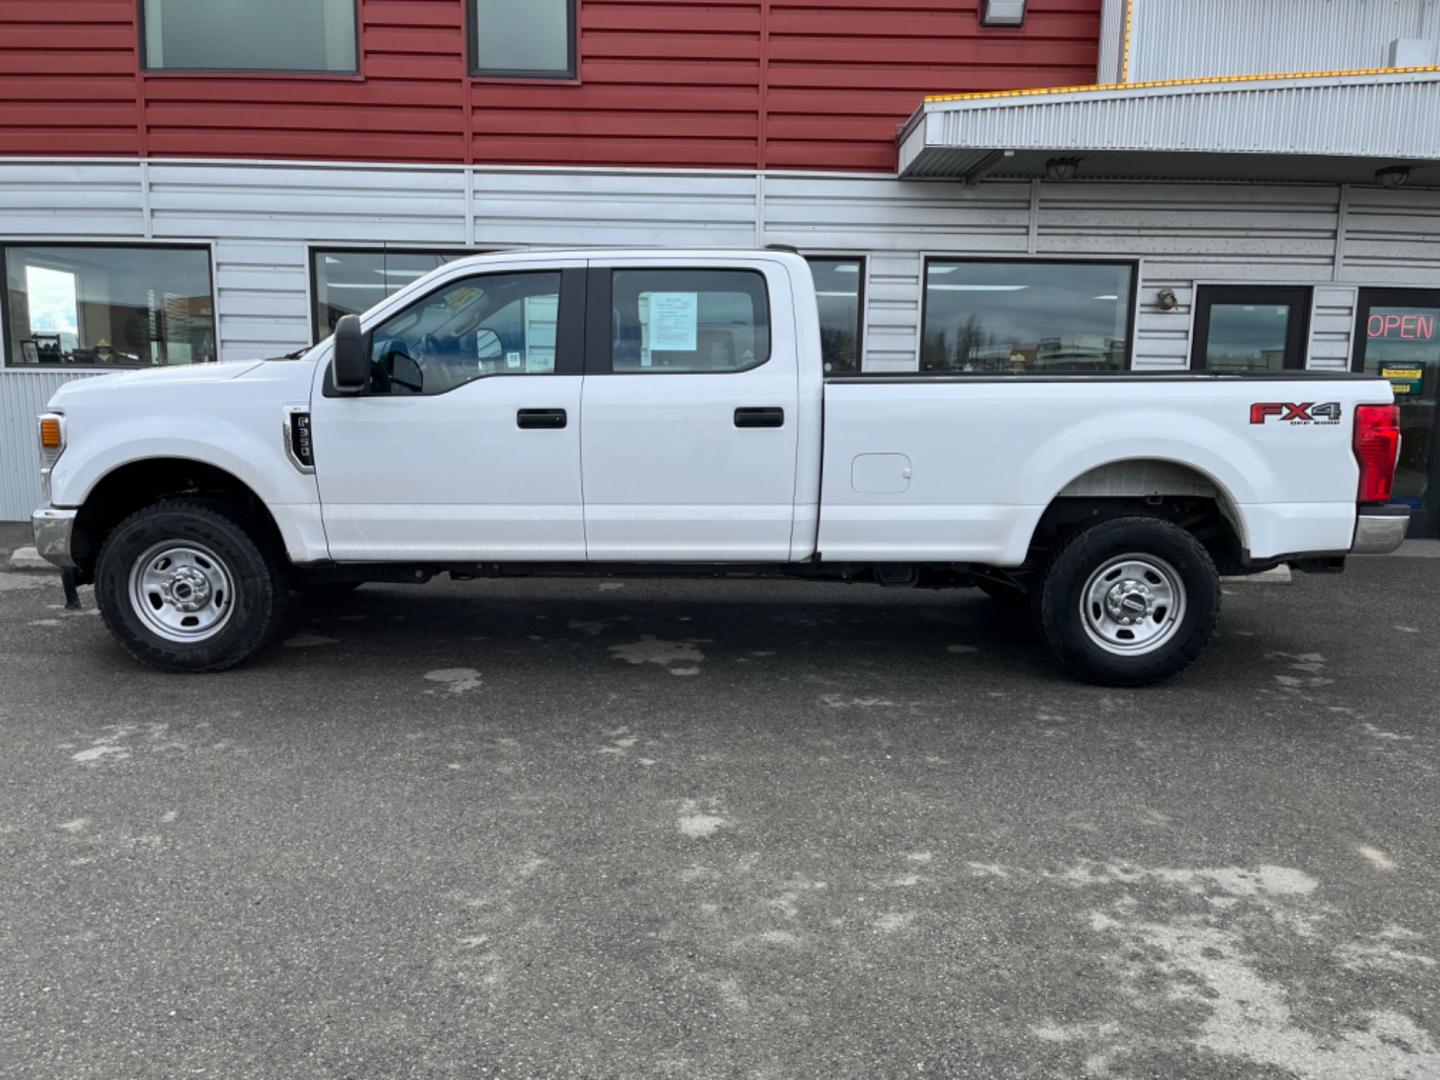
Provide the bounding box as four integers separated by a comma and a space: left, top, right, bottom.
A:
142, 0, 358, 73
807, 257, 865, 373
609, 269, 770, 373
921, 259, 1135, 373
471, 0, 576, 78
4, 245, 215, 368
1191, 286, 1310, 371
312, 249, 472, 342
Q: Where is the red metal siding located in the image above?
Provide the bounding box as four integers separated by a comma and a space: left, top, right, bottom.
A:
0, 0, 1100, 171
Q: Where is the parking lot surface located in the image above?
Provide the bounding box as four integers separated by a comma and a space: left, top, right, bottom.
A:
1, 554, 1437, 1079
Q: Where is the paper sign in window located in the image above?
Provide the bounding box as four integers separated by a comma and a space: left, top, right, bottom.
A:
648, 292, 698, 352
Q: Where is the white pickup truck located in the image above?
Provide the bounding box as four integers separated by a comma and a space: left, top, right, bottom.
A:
31, 249, 1407, 685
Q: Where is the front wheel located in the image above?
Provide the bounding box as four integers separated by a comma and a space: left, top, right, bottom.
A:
95, 500, 289, 672
1036, 516, 1220, 687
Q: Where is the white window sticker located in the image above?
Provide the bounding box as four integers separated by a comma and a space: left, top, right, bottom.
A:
648, 292, 698, 352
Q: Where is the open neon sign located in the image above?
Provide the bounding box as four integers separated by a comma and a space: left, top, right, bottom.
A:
1368, 312, 1437, 340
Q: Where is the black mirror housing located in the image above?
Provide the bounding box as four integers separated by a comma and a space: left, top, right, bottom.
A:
332, 314, 368, 393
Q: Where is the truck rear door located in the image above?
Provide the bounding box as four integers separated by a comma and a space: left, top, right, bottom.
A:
579, 258, 800, 560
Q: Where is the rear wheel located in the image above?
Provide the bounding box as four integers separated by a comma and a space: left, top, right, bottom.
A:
95, 500, 288, 672
1036, 515, 1219, 686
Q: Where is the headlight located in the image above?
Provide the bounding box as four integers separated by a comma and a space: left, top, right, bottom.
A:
38, 412, 65, 503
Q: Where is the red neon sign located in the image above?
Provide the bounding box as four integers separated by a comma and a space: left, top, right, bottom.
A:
1368, 312, 1436, 340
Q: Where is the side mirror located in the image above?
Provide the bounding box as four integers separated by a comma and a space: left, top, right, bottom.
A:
475, 327, 503, 362
331, 314, 368, 393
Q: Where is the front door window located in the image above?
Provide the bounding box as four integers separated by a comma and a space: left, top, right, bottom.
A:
1353, 290, 1440, 536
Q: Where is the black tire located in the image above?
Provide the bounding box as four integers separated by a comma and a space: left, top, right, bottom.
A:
95, 499, 289, 673
1036, 515, 1220, 687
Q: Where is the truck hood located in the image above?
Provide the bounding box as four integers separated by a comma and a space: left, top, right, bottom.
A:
47, 360, 265, 408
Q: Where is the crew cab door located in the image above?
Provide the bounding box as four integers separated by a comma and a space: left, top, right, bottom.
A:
309, 262, 587, 561
580, 259, 800, 560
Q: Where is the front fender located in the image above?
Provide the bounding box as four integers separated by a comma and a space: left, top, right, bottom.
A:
49, 415, 326, 563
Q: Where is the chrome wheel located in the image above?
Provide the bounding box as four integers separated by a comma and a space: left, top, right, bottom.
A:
127, 541, 236, 643
1079, 552, 1186, 657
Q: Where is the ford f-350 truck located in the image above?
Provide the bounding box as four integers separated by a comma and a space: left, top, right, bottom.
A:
30, 249, 1408, 685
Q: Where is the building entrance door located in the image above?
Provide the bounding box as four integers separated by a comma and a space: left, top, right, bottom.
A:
1353, 289, 1440, 537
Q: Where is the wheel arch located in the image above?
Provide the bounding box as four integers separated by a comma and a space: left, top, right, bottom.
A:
72, 457, 286, 582
1023, 457, 1250, 573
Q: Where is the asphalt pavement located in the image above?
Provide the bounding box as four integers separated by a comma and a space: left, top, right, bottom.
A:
1, 551, 1437, 1079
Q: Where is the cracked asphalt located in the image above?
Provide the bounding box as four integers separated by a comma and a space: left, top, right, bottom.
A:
1, 542, 1437, 1079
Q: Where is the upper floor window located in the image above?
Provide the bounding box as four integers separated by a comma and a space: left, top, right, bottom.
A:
471, 0, 576, 78
142, 0, 358, 73
921, 259, 1134, 374
4, 245, 216, 368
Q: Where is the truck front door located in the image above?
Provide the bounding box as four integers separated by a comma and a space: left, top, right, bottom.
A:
310, 263, 588, 561
579, 261, 800, 560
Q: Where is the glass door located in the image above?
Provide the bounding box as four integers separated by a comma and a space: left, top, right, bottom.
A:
1353, 289, 1440, 537
1191, 285, 1310, 371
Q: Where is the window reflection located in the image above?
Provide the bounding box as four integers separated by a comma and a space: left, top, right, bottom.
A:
921, 261, 1133, 373
807, 257, 863, 373
5, 246, 215, 367
312, 249, 468, 342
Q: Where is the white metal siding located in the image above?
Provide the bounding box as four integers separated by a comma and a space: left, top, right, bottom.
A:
1311, 285, 1359, 371
3, 158, 1440, 517
1129, 0, 1438, 82
0, 162, 145, 238
0, 369, 103, 519
1343, 186, 1440, 282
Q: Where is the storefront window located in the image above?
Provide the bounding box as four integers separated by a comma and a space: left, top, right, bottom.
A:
807, 257, 864, 373
921, 260, 1134, 373
311, 249, 470, 342
1192, 286, 1311, 371
143, 0, 357, 73
4, 245, 216, 367
1354, 289, 1440, 537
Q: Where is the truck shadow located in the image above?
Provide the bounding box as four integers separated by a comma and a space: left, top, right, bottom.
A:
273, 578, 1131, 689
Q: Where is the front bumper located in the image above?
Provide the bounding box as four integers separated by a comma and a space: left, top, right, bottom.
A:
1351, 504, 1410, 555
31, 507, 78, 569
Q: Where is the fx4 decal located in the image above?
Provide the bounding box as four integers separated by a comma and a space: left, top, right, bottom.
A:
1249, 402, 1343, 426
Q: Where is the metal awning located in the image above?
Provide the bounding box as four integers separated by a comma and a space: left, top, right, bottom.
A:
899, 69, 1440, 186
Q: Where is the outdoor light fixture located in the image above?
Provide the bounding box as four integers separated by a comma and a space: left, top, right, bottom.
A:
1045, 157, 1080, 182
981, 0, 1027, 26
1375, 165, 1411, 189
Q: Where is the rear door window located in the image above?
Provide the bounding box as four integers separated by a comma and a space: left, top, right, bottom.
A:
609, 269, 770, 373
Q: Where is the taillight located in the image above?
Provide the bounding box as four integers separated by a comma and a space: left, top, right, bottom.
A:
1353, 404, 1400, 503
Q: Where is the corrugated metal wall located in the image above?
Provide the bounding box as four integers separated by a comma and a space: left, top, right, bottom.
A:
5, 159, 1440, 516
0, 370, 104, 521
1128, 0, 1438, 82
0, 0, 1102, 173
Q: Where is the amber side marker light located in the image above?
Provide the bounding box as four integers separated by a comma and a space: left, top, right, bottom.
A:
39, 416, 62, 450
